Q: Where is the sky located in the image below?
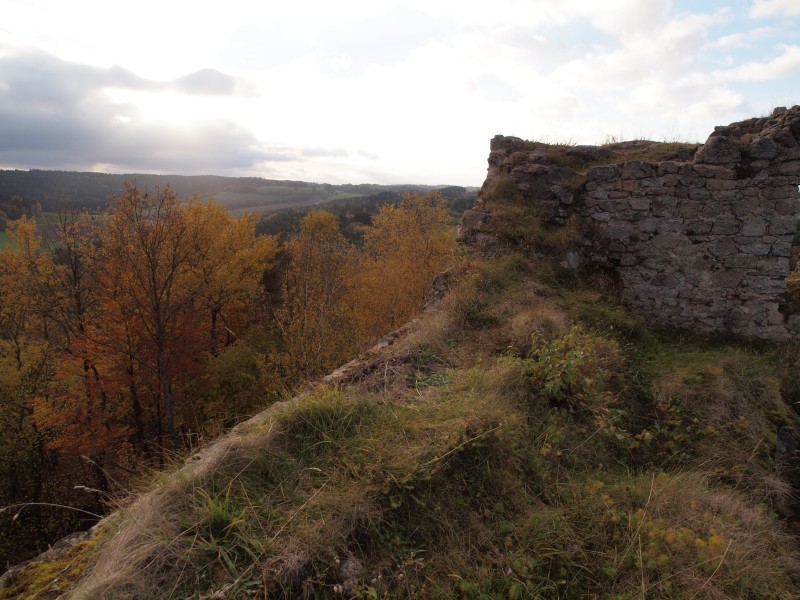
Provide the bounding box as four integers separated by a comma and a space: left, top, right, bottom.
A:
0, 1, 798, 186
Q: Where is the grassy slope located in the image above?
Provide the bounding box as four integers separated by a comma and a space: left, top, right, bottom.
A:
4, 251, 800, 599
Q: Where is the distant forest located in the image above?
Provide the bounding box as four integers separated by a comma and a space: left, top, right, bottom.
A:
0, 169, 476, 217
0, 195, 41, 230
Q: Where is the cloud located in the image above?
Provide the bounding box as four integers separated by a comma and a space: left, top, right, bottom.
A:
171, 68, 257, 97
0, 49, 273, 172
706, 26, 774, 50
301, 147, 352, 158
220, 5, 453, 76
712, 45, 800, 82
750, 0, 800, 19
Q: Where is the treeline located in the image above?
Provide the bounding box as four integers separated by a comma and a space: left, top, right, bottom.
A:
0, 169, 475, 214
257, 185, 475, 241
0, 170, 295, 211
0, 185, 454, 568
0, 195, 42, 230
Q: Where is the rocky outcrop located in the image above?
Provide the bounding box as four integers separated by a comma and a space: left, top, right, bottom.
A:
463, 106, 800, 340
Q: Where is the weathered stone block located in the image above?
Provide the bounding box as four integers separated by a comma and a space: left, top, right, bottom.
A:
768, 215, 799, 235
770, 240, 792, 257
730, 254, 761, 269
640, 218, 659, 233
586, 165, 619, 182
775, 198, 799, 215
629, 197, 651, 210
587, 189, 609, 201
693, 164, 735, 178
707, 237, 738, 257
603, 223, 633, 240
685, 220, 713, 235
779, 160, 800, 175
651, 273, 678, 287
512, 163, 550, 176
738, 218, 767, 236
749, 137, 779, 160
689, 189, 711, 201
680, 175, 706, 187
678, 202, 701, 219
707, 179, 737, 190
619, 180, 640, 192
742, 278, 787, 295
696, 136, 742, 164
653, 197, 678, 217
760, 257, 790, 275
657, 162, 680, 175
622, 161, 654, 179
651, 232, 689, 250
732, 198, 759, 216
711, 218, 740, 234
737, 242, 771, 255
658, 219, 684, 233
712, 190, 740, 203
566, 145, 614, 161
641, 178, 664, 188
712, 270, 744, 287
762, 186, 792, 200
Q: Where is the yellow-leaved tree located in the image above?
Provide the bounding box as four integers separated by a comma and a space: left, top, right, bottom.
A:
349, 191, 455, 344
270, 210, 355, 379
184, 200, 279, 353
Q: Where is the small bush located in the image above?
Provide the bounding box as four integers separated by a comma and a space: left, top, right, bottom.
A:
452, 295, 498, 330
520, 325, 621, 412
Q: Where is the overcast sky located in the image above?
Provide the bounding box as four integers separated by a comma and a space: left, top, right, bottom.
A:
1, 0, 798, 186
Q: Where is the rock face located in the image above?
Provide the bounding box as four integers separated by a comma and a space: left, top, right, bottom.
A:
463, 106, 800, 340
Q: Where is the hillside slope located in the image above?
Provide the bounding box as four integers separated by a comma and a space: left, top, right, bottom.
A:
0, 170, 457, 214
3, 241, 800, 598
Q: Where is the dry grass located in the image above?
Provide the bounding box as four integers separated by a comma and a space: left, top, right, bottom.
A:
10, 245, 800, 599
69, 397, 301, 599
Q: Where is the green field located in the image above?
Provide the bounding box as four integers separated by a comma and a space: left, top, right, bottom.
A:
1, 212, 72, 249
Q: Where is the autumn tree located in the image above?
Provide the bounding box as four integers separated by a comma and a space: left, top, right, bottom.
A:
91, 183, 200, 446
1, 186, 279, 565
184, 200, 278, 353
349, 191, 455, 343
43, 208, 100, 345
270, 210, 355, 379
0, 218, 71, 567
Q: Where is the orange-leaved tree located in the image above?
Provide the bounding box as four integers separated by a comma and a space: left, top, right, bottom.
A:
349, 191, 455, 344
95, 183, 201, 446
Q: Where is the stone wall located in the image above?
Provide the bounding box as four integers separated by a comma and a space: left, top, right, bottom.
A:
462, 106, 800, 340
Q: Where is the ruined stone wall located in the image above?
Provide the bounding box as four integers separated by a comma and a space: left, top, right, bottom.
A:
462, 106, 800, 340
